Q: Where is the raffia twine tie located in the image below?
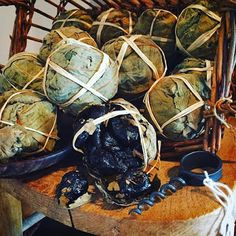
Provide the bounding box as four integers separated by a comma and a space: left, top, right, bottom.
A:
52, 9, 92, 30
72, 98, 157, 171
55, 28, 96, 46
43, 38, 114, 108
2, 52, 44, 91
176, 4, 221, 57
144, 74, 205, 138
149, 9, 177, 43
203, 172, 236, 236
213, 97, 233, 129
93, 8, 134, 47
115, 35, 167, 82
177, 60, 213, 88
0, 90, 58, 155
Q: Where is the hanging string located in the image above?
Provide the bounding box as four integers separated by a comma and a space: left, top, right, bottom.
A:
203, 172, 236, 236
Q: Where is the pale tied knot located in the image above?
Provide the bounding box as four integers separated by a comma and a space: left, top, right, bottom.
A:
213, 97, 233, 129
203, 171, 236, 236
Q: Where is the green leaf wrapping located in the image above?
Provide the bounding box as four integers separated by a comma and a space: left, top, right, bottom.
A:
52, 9, 93, 32
173, 57, 213, 87
133, 9, 177, 64
175, 0, 221, 60
0, 90, 58, 160
0, 73, 11, 95
2, 52, 44, 93
44, 39, 119, 116
145, 73, 211, 141
102, 35, 166, 99
90, 8, 137, 47
39, 26, 97, 62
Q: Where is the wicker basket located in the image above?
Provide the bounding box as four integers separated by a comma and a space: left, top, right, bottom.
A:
0, 0, 235, 158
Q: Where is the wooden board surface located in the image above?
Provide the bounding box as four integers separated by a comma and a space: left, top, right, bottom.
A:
0, 118, 236, 236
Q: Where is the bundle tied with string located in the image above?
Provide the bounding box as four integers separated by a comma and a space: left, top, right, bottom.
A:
0, 90, 58, 160
173, 58, 213, 87
2, 52, 45, 93
175, 0, 221, 60
39, 26, 97, 62
72, 99, 159, 205
72, 98, 157, 179
133, 9, 177, 66
43, 38, 119, 116
52, 9, 93, 32
90, 8, 137, 47
102, 35, 167, 99
0, 73, 11, 95
144, 73, 211, 141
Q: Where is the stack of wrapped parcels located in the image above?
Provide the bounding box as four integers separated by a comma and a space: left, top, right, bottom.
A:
0, 0, 221, 207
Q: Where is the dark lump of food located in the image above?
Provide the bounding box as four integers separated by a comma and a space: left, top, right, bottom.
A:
86, 148, 143, 178
96, 170, 159, 206
56, 170, 90, 208
73, 104, 143, 179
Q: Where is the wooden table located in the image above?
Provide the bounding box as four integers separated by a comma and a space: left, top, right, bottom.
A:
0, 118, 236, 236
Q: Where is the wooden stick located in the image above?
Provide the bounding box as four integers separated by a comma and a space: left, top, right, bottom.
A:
26, 35, 43, 43
161, 137, 204, 148
226, 12, 236, 97
44, 0, 59, 9
31, 22, 50, 32
33, 8, 55, 20
203, 119, 210, 151
0, 192, 22, 236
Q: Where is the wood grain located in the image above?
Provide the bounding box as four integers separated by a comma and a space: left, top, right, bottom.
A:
0, 192, 22, 236
0, 118, 235, 236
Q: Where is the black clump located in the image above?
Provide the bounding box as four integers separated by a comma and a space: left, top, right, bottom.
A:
56, 170, 88, 207
108, 116, 140, 147
85, 149, 128, 177
73, 103, 144, 180
85, 148, 143, 178
119, 170, 152, 200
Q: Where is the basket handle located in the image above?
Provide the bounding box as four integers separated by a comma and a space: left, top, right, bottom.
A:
0, 0, 29, 7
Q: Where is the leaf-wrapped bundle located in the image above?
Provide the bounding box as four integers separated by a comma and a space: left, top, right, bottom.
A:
39, 26, 97, 62
2, 52, 44, 93
175, 0, 221, 60
73, 99, 157, 179
133, 9, 177, 65
52, 9, 93, 32
0, 73, 11, 94
90, 8, 137, 47
0, 90, 58, 160
43, 38, 118, 116
144, 73, 211, 141
173, 58, 213, 87
102, 35, 166, 99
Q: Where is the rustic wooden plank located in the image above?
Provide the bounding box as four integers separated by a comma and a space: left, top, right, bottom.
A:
0, 118, 235, 236
0, 192, 23, 236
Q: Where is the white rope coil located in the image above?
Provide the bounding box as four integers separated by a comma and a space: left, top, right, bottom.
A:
203, 172, 236, 236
